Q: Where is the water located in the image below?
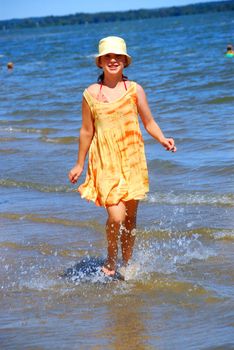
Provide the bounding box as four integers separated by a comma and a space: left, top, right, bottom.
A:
0, 11, 234, 350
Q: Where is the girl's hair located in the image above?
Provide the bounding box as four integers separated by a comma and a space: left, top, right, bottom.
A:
97, 72, 128, 83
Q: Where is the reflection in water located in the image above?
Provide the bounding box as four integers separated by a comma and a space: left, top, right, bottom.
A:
102, 294, 157, 350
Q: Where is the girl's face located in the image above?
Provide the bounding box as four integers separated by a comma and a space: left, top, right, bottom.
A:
99, 53, 126, 74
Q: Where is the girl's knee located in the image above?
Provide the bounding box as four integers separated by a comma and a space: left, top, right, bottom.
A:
107, 217, 124, 227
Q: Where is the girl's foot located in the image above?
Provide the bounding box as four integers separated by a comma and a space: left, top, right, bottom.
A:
101, 266, 115, 276
101, 266, 125, 281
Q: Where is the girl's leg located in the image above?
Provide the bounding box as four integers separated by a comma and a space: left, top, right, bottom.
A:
120, 200, 139, 266
104, 201, 126, 272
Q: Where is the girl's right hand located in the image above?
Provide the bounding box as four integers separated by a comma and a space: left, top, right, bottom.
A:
161, 137, 177, 152
68, 164, 83, 184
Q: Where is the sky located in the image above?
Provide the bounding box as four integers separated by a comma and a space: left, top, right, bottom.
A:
0, 0, 223, 21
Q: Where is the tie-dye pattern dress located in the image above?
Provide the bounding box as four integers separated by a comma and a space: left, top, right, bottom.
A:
78, 81, 149, 207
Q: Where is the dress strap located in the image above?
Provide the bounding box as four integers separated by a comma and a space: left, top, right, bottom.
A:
99, 79, 127, 91
100, 81, 103, 92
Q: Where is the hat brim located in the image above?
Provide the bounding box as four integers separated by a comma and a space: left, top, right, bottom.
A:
95, 51, 132, 68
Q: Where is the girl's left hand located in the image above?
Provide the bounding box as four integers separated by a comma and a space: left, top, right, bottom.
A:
161, 138, 177, 152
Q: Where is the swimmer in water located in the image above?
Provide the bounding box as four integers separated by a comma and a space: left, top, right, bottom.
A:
225, 44, 234, 57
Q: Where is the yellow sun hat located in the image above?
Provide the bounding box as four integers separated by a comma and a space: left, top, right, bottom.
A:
95, 36, 132, 68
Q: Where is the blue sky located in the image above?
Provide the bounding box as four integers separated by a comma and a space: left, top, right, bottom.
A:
0, 0, 222, 21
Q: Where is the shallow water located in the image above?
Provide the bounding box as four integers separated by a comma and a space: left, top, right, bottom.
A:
0, 11, 234, 350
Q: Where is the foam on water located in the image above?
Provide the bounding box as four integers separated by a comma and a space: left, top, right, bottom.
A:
0, 179, 72, 193
0, 148, 19, 154
207, 96, 234, 104
40, 135, 78, 144
147, 191, 234, 207
212, 230, 234, 240
0, 213, 103, 230
1, 126, 56, 134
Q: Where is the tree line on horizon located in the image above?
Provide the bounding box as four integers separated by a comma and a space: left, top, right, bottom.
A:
0, 0, 233, 30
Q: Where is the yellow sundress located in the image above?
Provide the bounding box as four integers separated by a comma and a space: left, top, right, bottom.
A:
78, 81, 149, 207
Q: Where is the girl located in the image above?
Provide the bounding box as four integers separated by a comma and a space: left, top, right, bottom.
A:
68, 36, 176, 280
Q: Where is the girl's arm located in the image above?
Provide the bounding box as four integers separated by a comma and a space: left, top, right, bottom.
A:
136, 84, 176, 152
68, 97, 94, 184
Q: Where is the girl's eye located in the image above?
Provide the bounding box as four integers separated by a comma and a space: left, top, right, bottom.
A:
104, 54, 122, 59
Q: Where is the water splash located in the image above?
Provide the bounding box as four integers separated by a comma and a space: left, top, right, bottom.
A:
131, 231, 215, 278
62, 257, 123, 284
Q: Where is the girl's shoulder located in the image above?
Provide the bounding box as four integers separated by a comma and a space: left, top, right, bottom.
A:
126, 81, 144, 94
83, 83, 101, 101
85, 83, 100, 96
135, 82, 144, 91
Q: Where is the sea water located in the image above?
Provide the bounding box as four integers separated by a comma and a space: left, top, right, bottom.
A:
0, 11, 234, 350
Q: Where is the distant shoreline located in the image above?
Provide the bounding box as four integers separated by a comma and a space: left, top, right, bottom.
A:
0, 0, 233, 30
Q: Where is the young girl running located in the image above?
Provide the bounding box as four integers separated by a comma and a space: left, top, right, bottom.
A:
68, 36, 176, 280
